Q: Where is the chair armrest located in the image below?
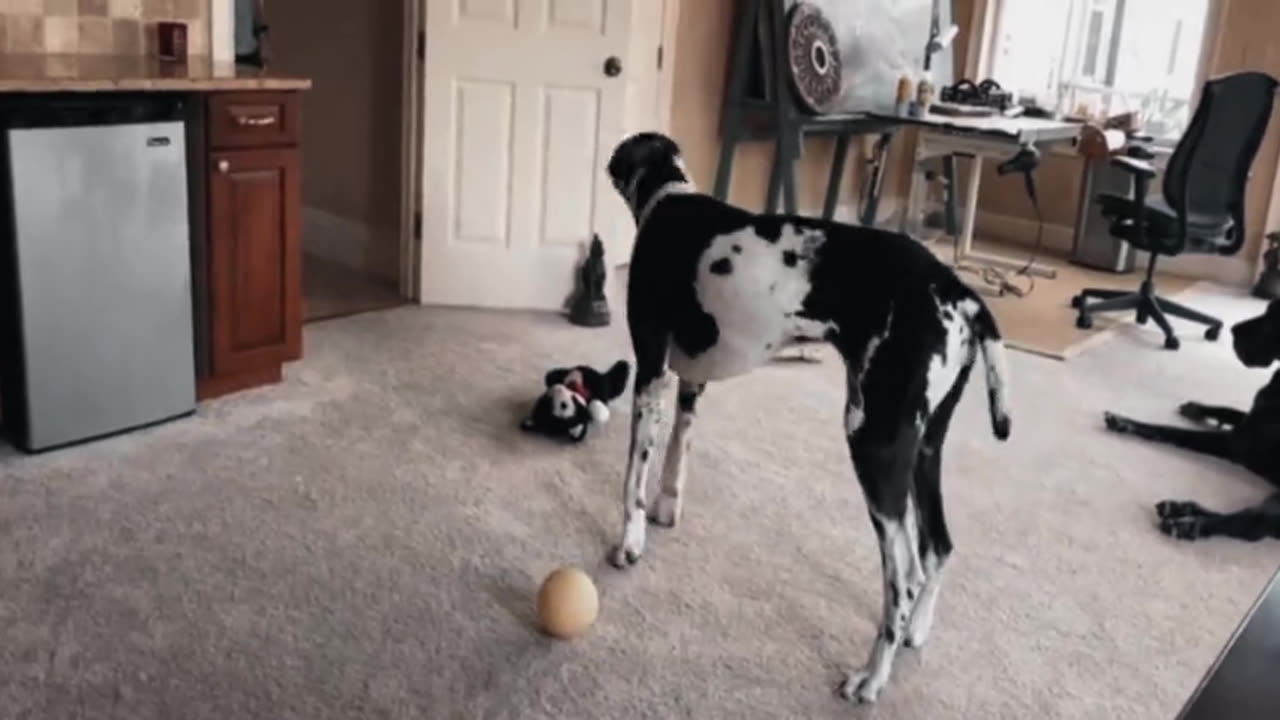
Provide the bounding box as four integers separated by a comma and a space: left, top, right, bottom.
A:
1111, 155, 1157, 179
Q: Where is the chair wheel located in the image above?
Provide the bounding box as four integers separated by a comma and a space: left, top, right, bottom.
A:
1205, 325, 1222, 341
1136, 311, 1148, 326
1070, 295, 1083, 309
1164, 336, 1181, 350
1076, 314, 1093, 330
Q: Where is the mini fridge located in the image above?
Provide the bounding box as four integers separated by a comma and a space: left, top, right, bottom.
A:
0, 93, 196, 453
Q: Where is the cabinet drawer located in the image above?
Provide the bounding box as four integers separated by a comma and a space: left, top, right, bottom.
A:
207, 91, 299, 149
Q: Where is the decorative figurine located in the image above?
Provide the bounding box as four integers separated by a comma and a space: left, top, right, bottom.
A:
1254, 231, 1280, 301
569, 234, 612, 327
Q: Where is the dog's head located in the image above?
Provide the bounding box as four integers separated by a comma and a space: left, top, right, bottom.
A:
606, 132, 687, 214
1231, 299, 1280, 368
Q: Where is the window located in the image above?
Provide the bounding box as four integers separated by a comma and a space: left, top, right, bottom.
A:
988, 0, 1211, 143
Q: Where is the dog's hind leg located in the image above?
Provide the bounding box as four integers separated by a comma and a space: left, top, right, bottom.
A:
609, 332, 671, 569
905, 364, 971, 649
1103, 412, 1235, 460
839, 422, 924, 704
650, 379, 705, 528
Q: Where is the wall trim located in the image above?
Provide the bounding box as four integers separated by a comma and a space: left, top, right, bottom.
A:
302, 206, 372, 272
210, 0, 233, 64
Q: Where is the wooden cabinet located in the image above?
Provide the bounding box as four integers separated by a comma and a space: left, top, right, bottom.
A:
194, 90, 304, 400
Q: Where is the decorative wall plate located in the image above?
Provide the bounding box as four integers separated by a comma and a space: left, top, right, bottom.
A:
786, 2, 843, 114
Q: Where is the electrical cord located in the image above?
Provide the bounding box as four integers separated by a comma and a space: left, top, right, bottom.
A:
952, 146, 1045, 299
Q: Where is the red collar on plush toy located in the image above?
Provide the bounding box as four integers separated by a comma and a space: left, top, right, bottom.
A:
562, 369, 591, 402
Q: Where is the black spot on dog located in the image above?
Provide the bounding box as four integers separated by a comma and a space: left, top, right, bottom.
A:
640, 448, 651, 462
732, 244, 742, 254
940, 308, 955, 321
906, 587, 916, 603
753, 218, 783, 243
634, 498, 645, 511
677, 386, 702, 413
890, 582, 901, 608
882, 625, 897, 645
782, 250, 799, 267
710, 257, 733, 275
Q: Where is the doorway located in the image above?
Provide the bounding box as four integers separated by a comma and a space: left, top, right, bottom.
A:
235, 0, 410, 322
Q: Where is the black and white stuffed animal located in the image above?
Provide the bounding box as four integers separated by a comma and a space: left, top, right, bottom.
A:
520, 360, 631, 442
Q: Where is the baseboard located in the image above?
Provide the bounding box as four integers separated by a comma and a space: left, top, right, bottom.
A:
303, 206, 370, 272
929, 204, 1256, 288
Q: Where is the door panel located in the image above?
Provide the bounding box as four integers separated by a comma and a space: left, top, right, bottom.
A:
420, 0, 634, 309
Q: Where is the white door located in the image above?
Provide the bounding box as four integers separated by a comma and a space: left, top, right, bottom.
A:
419, 0, 637, 310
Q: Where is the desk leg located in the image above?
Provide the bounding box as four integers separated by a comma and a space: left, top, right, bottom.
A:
860, 132, 892, 226
901, 138, 927, 237
822, 133, 852, 220
960, 154, 981, 258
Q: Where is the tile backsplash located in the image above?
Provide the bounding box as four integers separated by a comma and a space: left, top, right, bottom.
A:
0, 0, 209, 56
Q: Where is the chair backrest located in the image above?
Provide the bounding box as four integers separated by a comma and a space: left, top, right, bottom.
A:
1163, 71, 1279, 237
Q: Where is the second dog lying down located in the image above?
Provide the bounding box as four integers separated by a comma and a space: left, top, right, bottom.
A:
1104, 299, 1280, 541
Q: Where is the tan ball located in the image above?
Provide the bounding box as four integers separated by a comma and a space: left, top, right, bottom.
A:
536, 567, 599, 639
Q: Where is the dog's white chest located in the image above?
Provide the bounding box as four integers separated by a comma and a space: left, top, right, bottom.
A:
669, 225, 830, 383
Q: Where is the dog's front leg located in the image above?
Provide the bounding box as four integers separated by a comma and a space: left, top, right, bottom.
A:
609, 367, 670, 568
650, 379, 705, 528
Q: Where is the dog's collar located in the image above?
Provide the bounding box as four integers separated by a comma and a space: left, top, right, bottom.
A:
636, 181, 694, 231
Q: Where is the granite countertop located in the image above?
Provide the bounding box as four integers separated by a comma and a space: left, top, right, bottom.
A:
0, 54, 311, 93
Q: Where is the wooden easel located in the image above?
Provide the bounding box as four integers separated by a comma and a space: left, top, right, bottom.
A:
713, 0, 897, 221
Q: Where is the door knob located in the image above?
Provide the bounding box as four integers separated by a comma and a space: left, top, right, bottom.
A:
603, 56, 622, 77
217, 159, 230, 173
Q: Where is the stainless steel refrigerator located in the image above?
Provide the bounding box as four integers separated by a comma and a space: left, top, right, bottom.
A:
0, 94, 196, 453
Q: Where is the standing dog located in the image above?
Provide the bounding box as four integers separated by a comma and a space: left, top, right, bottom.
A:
1104, 299, 1280, 541
604, 132, 1013, 704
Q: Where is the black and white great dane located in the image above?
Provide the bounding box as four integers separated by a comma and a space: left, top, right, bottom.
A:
604, 132, 1013, 704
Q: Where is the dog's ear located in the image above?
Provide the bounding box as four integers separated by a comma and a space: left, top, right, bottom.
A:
544, 367, 569, 387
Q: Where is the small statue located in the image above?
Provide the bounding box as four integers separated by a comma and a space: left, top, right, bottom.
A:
1254, 232, 1280, 301
568, 234, 612, 327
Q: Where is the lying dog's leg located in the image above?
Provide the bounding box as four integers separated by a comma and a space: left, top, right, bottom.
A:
609, 360, 670, 569
650, 379, 705, 528
1103, 412, 1235, 460
840, 429, 923, 704
905, 365, 970, 649
1178, 402, 1247, 428
1157, 492, 1280, 541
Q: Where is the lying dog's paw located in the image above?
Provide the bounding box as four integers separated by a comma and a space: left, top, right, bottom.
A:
838, 669, 883, 704
1159, 515, 1205, 541
1178, 402, 1208, 423
1103, 411, 1133, 433
1156, 499, 1209, 520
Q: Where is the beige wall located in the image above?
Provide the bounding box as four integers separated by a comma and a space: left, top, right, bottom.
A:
270, 0, 403, 283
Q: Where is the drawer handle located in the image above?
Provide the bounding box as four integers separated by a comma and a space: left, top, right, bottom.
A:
235, 114, 277, 127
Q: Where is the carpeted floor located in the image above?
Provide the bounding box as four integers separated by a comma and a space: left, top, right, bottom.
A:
0, 281, 1276, 719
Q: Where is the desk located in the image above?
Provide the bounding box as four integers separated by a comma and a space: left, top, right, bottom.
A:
872, 110, 1083, 278
1177, 566, 1280, 719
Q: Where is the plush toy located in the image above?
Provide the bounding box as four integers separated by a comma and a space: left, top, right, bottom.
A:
520, 360, 631, 442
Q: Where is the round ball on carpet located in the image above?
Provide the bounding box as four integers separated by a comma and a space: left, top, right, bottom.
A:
535, 567, 599, 639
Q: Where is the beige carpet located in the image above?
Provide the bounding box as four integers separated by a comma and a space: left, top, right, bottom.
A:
0, 281, 1276, 719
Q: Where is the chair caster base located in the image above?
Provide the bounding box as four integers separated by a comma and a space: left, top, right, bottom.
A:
1164, 335, 1181, 350
1205, 324, 1222, 341
1076, 313, 1094, 330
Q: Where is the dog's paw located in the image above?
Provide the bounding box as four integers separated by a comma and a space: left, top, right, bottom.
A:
1156, 499, 1209, 520
1159, 515, 1206, 541
1103, 411, 1133, 433
1177, 402, 1208, 423
607, 544, 642, 568
647, 493, 680, 528
838, 669, 883, 704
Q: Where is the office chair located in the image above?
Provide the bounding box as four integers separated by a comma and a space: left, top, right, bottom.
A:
1072, 70, 1279, 350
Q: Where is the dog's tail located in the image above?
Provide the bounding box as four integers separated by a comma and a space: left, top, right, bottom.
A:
961, 299, 1012, 441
